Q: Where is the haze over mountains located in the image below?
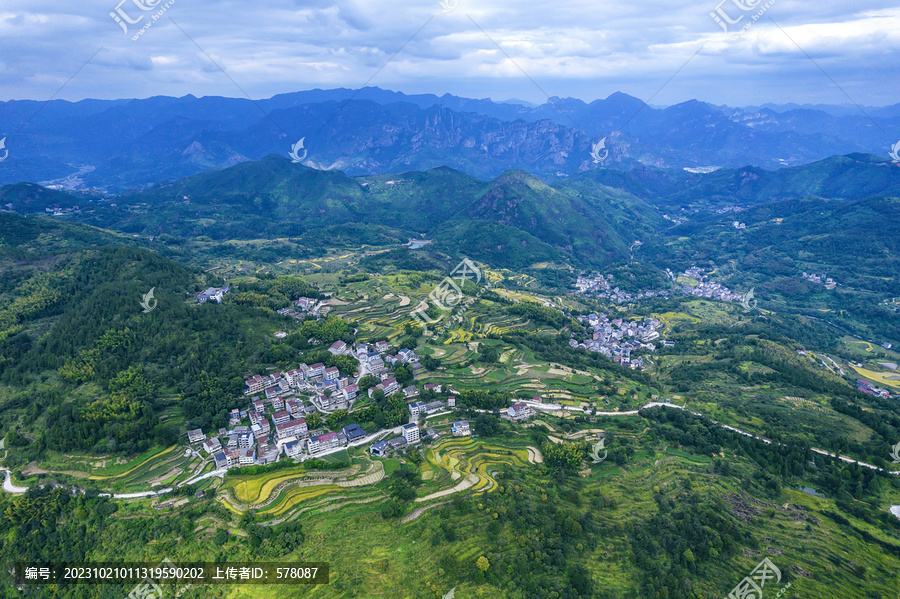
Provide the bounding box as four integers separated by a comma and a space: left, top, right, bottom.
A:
1, 87, 898, 191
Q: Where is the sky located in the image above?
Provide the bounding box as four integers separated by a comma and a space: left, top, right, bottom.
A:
1, 0, 899, 108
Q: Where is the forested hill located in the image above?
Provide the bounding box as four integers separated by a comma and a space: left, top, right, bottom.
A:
648, 194, 900, 293
561, 153, 900, 212
0, 156, 664, 270
0, 211, 136, 260
0, 216, 323, 456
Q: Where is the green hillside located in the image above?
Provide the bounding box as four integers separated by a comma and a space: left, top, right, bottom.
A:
0, 213, 898, 598
657, 154, 900, 210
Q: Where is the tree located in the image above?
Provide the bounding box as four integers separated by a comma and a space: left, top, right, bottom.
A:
421, 355, 441, 370
542, 441, 585, 473
479, 345, 499, 363
476, 556, 490, 573
473, 413, 500, 437
358, 374, 379, 393
403, 322, 423, 338
326, 409, 348, 430
394, 364, 414, 386
325, 354, 358, 376
5, 430, 29, 447
305, 412, 323, 430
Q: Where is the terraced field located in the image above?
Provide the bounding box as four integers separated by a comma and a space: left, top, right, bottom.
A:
223, 466, 316, 505
219, 458, 386, 513
73, 445, 204, 492
421, 438, 534, 499
260, 485, 343, 516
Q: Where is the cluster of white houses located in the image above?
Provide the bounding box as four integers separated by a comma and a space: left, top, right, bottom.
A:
243, 339, 420, 413
369, 423, 423, 457
184, 335, 542, 469
188, 414, 372, 470
187, 390, 537, 468
182, 338, 428, 469
196, 286, 230, 304
276, 296, 321, 319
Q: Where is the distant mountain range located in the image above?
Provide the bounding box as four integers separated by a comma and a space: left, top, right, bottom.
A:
1, 87, 898, 191
2, 151, 899, 274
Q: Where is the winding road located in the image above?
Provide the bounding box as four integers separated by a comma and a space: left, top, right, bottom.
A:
525, 400, 900, 476
2, 469, 28, 494
2, 399, 897, 528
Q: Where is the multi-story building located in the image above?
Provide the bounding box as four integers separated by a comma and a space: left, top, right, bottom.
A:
308, 432, 340, 454
202, 438, 222, 454
275, 419, 308, 439
507, 403, 535, 421
401, 423, 420, 445
245, 374, 278, 395
284, 440, 303, 458
238, 448, 256, 466
284, 369, 303, 387
286, 400, 302, 419
187, 428, 206, 444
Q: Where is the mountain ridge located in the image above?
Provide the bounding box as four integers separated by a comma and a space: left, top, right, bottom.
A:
3, 87, 898, 191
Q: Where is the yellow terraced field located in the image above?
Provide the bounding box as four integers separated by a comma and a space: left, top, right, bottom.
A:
850, 365, 900, 389
444, 330, 475, 344
261, 484, 341, 516
224, 468, 311, 504
424, 440, 530, 496
88, 445, 179, 480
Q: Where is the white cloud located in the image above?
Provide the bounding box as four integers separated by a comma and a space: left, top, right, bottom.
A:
0, 0, 896, 105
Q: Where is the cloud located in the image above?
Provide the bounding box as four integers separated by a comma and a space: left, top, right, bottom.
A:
0, 0, 897, 106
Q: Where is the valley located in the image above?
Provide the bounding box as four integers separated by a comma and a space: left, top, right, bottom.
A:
1, 197, 900, 597
1, 95, 900, 598
4, 0, 900, 593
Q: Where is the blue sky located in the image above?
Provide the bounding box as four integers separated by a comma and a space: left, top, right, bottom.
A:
1, 0, 898, 106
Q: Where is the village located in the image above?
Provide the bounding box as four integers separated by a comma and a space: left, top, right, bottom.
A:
184, 294, 540, 471
802, 271, 838, 289
570, 312, 672, 369
575, 265, 751, 306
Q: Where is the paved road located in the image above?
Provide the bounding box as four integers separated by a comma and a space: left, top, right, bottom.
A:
100, 488, 173, 499
527, 400, 900, 476
3, 399, 897, 507
1, 470, 28, 494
